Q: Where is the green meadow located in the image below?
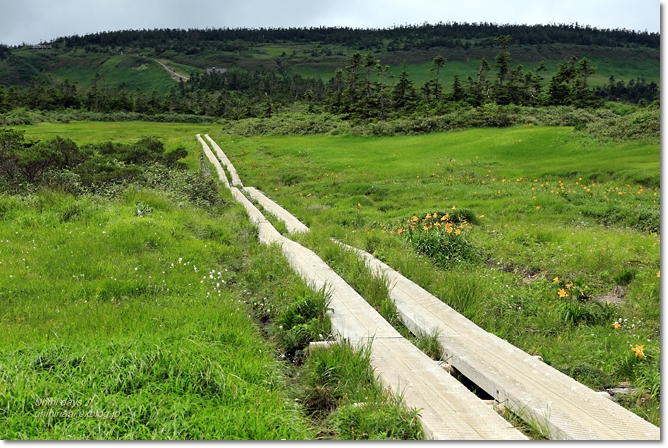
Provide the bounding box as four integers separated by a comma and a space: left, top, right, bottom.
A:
1, 123, 425, 440
3, 121, 660, 436
211, 125, 660, 425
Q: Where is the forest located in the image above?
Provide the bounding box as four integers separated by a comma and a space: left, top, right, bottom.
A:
46, 22, 660, 52
0, 24, 660, 124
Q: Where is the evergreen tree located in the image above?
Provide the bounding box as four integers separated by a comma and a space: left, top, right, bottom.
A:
451, 73, 464, 102
431, 55, 447, 100
391, 63, 418, 113
548, 56, 579, 106
341, 52, 364, 115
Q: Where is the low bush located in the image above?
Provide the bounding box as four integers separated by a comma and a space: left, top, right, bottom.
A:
574, 107, 660, 142
400, 211, 482, 268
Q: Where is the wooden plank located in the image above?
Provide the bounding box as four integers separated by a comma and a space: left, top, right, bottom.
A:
346, 244, 660, 440
204, 134, 243, 186
196, 134, 229, 188
245, 187, 309, 234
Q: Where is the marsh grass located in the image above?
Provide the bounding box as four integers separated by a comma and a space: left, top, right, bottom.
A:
0, 187, 320, 439
219, 125, 660, 426
301, 342, 423, 440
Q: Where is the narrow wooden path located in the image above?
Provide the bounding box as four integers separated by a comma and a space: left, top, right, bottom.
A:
197, 134, 660, 440
344, 243, 660, 440
196, 134, 527, 440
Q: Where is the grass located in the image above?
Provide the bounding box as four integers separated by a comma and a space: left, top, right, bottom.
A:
210, 125, 660, 426
0, 188, 316, 439
0, 125, 425, 439
3, 121, 659, 434
48, 55, 178, 95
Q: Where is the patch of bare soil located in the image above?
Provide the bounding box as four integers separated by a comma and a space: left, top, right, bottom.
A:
593, 285, 626, 304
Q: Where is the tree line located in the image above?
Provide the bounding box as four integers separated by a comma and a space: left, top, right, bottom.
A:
324, 44, 599, 120
0, 37, 659, 121
32, 22, 658, 54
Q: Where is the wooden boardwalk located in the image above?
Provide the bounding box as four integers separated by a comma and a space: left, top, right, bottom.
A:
345, 244, 660, 440
204, 134, 243, 187
198, 134, 660, 440
245, 187, 309, 234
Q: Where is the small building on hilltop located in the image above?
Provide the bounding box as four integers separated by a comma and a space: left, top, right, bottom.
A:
206, 67, 227, 75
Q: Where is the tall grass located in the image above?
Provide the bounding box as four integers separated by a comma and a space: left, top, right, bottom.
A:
0, 187, 320, 439
218, 125, 660, 426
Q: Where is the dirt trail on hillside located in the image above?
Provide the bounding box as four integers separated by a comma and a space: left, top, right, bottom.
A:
154, 59, 188, 82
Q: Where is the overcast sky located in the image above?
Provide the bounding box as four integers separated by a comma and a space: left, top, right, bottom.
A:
0, 0, 661, 46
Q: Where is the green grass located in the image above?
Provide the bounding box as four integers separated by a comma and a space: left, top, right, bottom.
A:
0, 124, 426, 439
48, 55, 178, 95
4, 121, 659, 432
17, 121, 219, 148
0, 188, 316, 439
210, 125, 659, 426
286, 55, 659, 89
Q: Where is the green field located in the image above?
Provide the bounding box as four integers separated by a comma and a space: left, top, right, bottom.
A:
0, 122, 426, 439
210, 125, 660, 425
2, 121, 661, 436
285, 57, 659, 89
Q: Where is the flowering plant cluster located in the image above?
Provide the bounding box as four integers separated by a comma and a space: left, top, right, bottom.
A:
553, 276, 590, 302
397, 210, 481, 268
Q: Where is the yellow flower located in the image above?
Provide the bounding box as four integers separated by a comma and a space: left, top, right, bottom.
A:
452, 206, 457, 210
536, 206, 540, 210
612, 322, 622, 329
441, 213, 450, 221
423, 225, 429, 231
631, 344, 646, 359
445, 223, 453, 233
455, 228, 461, 235
397, 228, 403, 234
426, 213, 432, 219
553, 276, 559, 283
357, 203, 361, 207
558, 289, 568, 298
412, 216, 419, 222
657, 270, 661, 278
565, 282, 573, 289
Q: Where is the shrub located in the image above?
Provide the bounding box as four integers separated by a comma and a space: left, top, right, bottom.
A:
399, 211, 482, 268
575, 108, 660, 142
555, 301, 614, 327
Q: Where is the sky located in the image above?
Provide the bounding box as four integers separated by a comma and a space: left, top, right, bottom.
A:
0, 0, 661, 46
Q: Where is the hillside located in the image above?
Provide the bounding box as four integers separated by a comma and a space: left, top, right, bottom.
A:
0, 23, 660, 95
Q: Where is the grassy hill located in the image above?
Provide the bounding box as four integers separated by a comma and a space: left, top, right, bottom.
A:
0, 26, 660, 95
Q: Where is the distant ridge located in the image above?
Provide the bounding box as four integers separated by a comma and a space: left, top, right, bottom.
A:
41, 22, 658, 51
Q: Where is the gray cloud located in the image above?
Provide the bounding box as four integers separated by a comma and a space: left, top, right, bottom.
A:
0, 0, 660, 46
